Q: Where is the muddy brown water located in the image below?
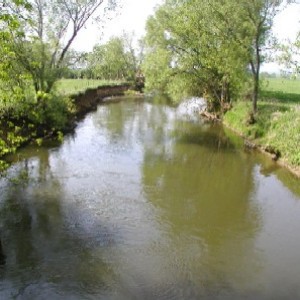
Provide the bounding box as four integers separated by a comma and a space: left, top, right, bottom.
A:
0, 96, 300, 299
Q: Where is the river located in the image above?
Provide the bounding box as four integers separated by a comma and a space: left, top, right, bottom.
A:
0, 96, 300, 299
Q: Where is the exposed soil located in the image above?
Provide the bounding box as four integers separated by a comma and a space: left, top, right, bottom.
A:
71, 84, 130, 120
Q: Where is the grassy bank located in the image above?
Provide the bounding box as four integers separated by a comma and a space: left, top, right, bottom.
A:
224, 77, 300, 175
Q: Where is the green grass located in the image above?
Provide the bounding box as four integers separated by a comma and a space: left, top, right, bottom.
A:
261, 77, 300, 104
55, 79, 125, 96
224, 77, 300, 169
262, 77, 300, 94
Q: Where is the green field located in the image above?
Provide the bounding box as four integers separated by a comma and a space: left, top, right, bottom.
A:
261, 77, 300, 104
262, 77, 300, 94
55, 79, 125, 96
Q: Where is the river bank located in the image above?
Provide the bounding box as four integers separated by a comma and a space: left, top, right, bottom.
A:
69, 84, 130, 123
0, 84, 130, 171
1, 86, 299, 178
223, 100, 300, 178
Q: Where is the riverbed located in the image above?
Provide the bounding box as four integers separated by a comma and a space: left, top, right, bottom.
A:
0, 96, 300, 299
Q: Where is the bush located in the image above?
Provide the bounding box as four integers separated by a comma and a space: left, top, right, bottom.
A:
29, 92, 75, 130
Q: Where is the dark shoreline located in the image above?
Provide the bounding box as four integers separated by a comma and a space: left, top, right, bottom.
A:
70, 84, 130, 121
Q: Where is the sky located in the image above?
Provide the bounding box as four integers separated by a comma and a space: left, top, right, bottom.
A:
72, 0, 300, 72
72, 0, 163, 52
273, 3, 300, 41
264, 2, 300, 72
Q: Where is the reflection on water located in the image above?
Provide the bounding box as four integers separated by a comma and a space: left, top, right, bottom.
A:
1, 96, 300, 299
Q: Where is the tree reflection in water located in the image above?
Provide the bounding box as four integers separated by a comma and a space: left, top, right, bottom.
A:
0, 151, 115, 298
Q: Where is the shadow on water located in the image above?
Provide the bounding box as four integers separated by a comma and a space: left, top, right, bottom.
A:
174, 122, 236, 152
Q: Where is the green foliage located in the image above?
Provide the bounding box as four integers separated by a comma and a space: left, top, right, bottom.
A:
142, 0, 251, 106
2, 0, 118, 95
142, 0, 284, 112
28, 91, 75, 130
0, 124, 28, 161
142, 47, 173, 94
87, 36, 137, 82
0, 1, 33, 116
0, 79, 34, 117
57, 131, 64, 143
0, 159, 9, 173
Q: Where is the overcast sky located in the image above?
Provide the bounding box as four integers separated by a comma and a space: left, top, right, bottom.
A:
71, 0, 300, 72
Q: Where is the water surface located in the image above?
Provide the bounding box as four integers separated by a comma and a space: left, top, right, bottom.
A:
1, 96, 300, 299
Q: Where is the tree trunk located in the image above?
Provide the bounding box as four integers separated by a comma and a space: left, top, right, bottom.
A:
250, 43, 260, 114
253, 71, 259, 113
251, 22, 261, 114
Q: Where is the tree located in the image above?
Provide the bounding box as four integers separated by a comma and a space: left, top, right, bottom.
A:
6, 0, 119, 93
142, 0, 286, 113
142, 0, 250, 109
238, 0, 285, 113
87, 34, 137, 82
0, 0, 33, 116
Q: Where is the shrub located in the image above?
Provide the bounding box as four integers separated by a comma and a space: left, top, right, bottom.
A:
29, 92, 75, 130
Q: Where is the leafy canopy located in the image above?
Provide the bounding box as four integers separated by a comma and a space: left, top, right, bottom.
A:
142, 0, 286, 113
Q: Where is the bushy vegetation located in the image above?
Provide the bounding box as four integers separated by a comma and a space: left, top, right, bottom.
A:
0, 76, 128, 170
0, 90, 75, 170
0, 0, 121, 171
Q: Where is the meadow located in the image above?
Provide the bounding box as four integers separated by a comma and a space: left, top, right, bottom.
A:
261, 77, 300, 104
55, 79, 125, 95
262, 77, 300, 93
